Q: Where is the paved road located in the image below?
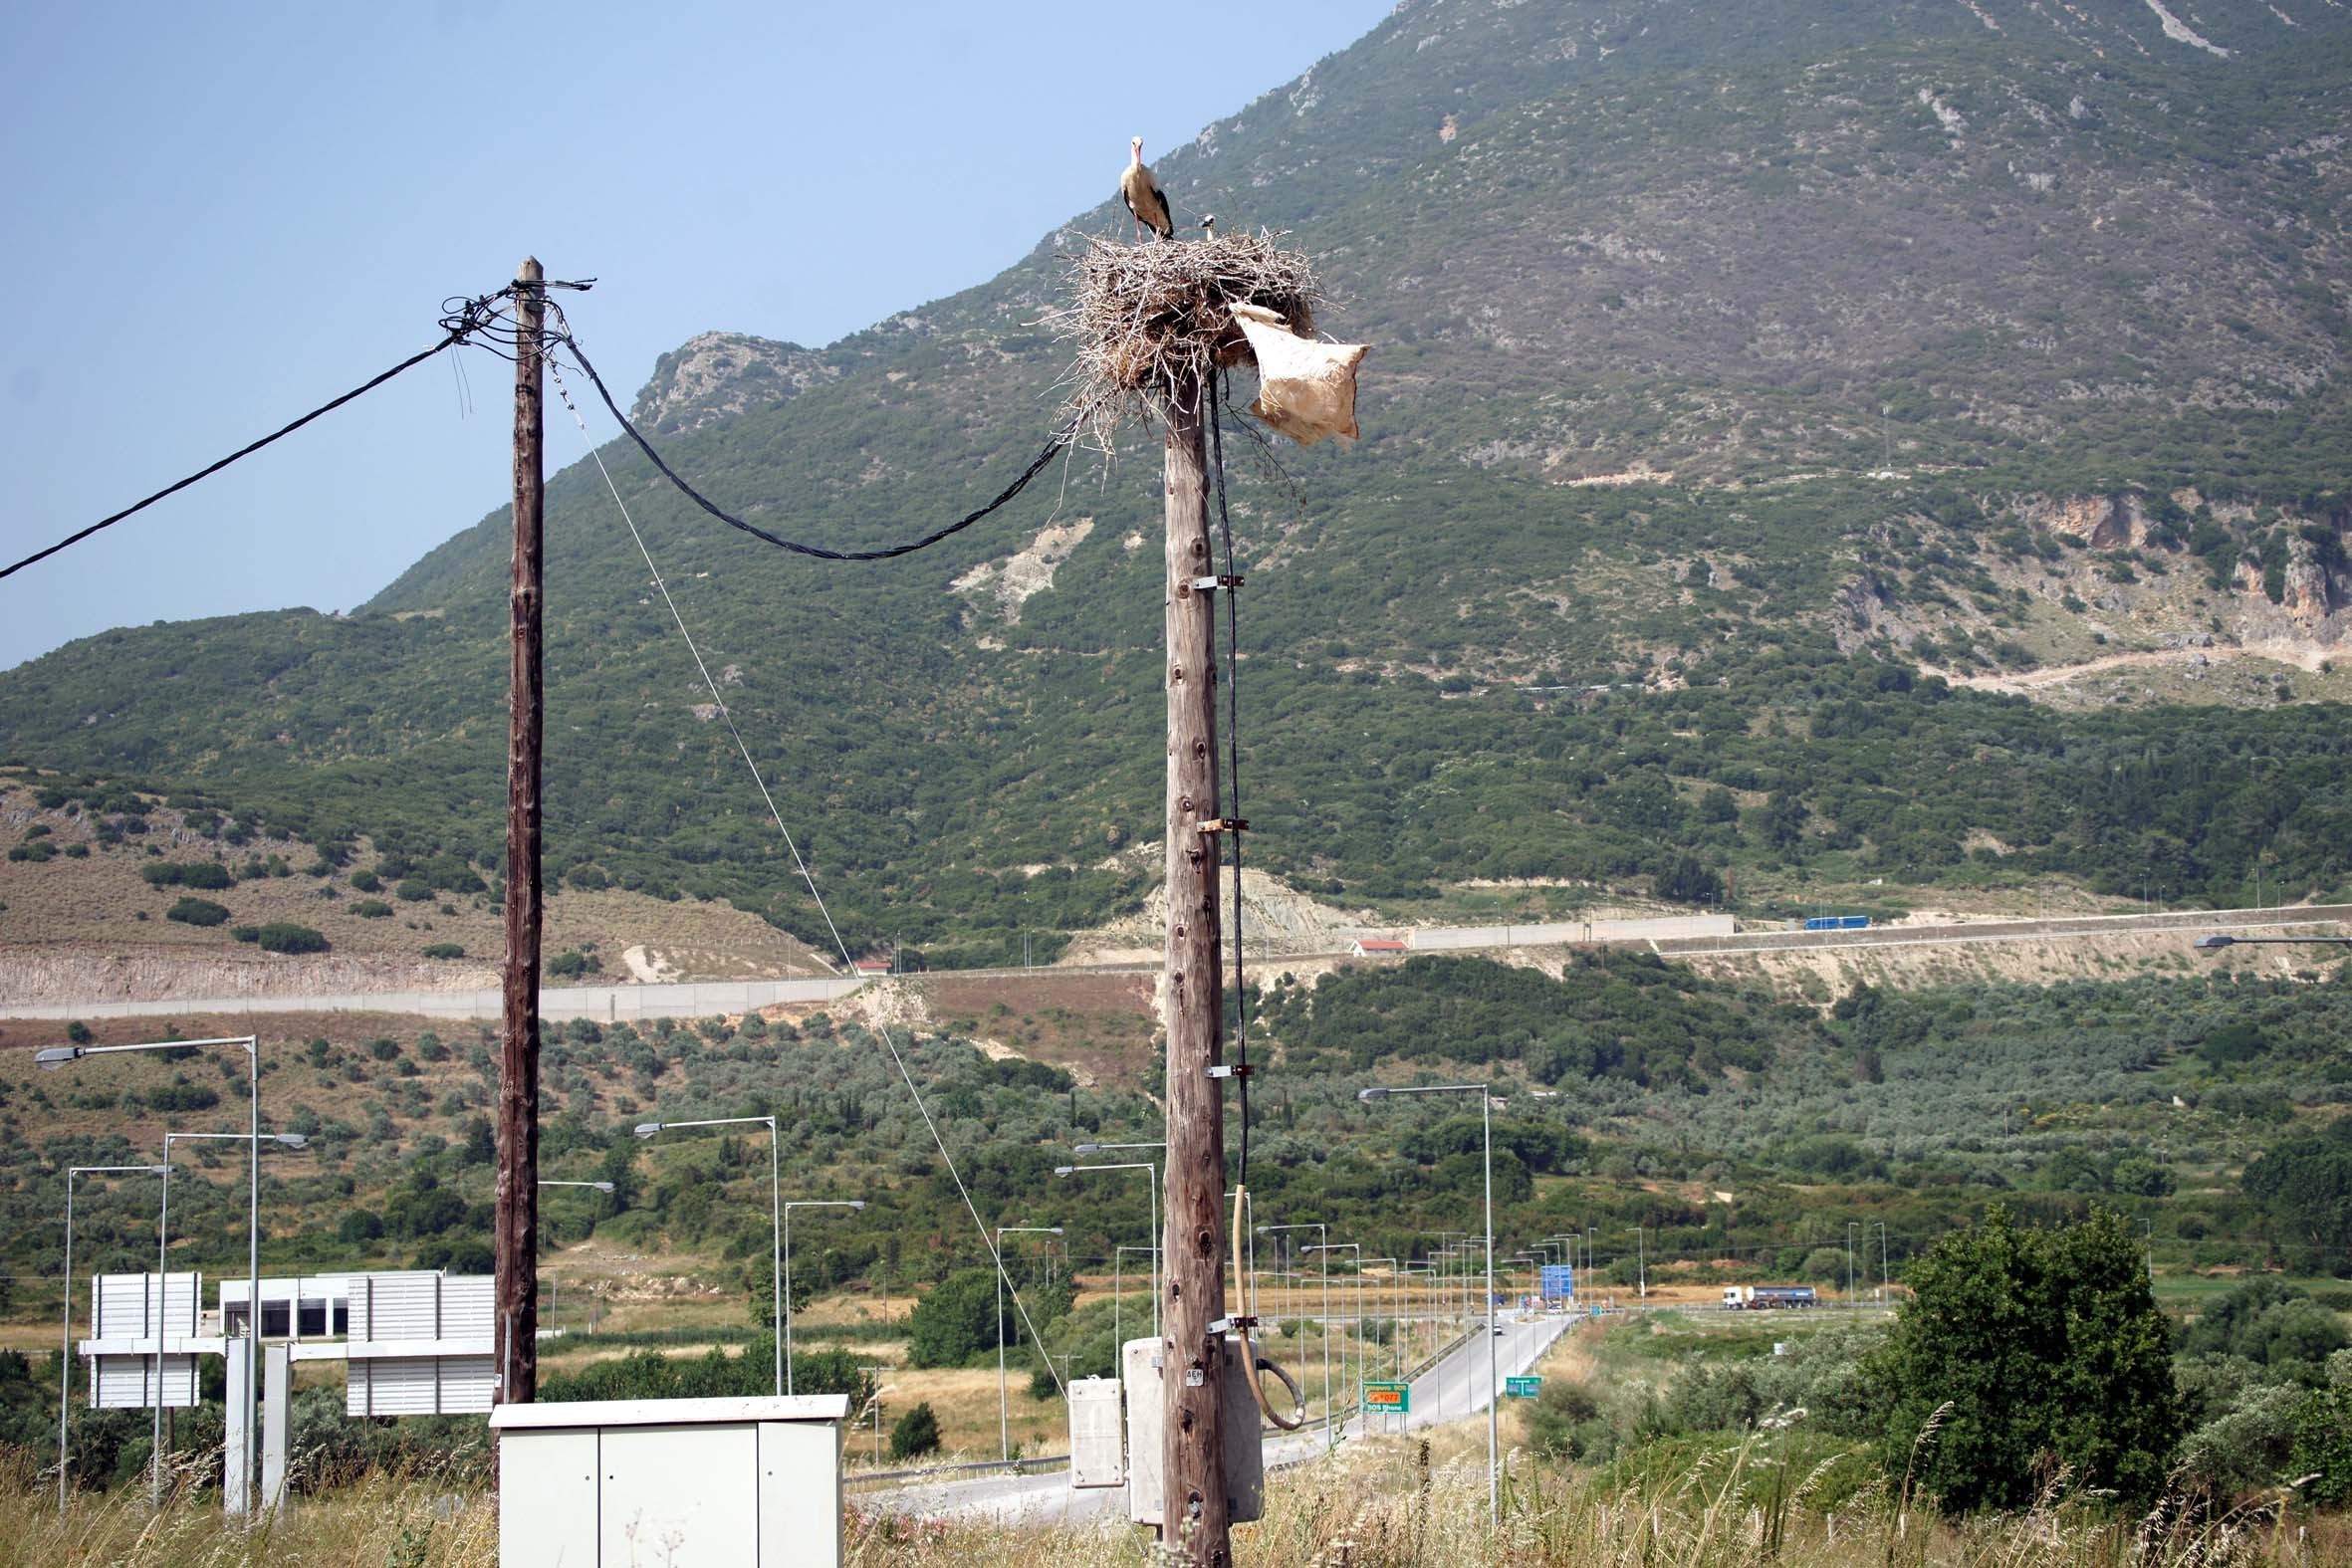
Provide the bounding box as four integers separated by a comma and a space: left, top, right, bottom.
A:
1, 973, 871, 1022
12, 904, 2341, 1021
863, 1311, 1572, 1525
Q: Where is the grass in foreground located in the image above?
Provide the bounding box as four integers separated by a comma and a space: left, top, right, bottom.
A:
4, 1434, 2342, 1567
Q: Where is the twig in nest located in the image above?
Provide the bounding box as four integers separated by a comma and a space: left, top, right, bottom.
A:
1047, 231, 1323, 451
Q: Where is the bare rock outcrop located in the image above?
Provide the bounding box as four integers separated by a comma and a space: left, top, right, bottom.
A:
631, 333, 840, 436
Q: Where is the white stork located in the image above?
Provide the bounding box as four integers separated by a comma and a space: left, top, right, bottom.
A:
1120, 136, 1174, 243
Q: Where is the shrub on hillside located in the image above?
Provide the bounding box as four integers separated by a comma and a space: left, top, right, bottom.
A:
907, 1269, 1019, 1368
888, 1401, 942, 1460
164, 897, 232, 927
140, 860, 233, 890
254, 923, 329, 955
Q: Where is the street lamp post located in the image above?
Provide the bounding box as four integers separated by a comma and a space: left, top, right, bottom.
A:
784, 1200, 866, 1395
635, 1118, 781, 1393
1056, 1162, 1158, 1338
39, 1035, 266, 1516
1305, 1243, 1362, 1433
1362, 1083, 1498, 1527
1361, 1256, 1403, 1433
1260, 1222, 1330, 1448
156, 1126, 306, 1511
1627, 1227, 1646, 1300
994, 1225, 1062, 1463
59, 1164, 167, 1511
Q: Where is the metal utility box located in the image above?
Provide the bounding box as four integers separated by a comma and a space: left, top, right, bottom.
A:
490, 1395, 848, 1568
1067, 1376, 1125, 1488
1121, 1337, 1264, 1527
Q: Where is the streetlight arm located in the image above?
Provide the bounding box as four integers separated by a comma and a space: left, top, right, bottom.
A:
41, 1036, 256, 1066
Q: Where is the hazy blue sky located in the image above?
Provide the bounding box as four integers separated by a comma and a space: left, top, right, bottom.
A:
0, 0, 1388, 671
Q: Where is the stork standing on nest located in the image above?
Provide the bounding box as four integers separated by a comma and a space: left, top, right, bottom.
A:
1120, 135, 1174, 243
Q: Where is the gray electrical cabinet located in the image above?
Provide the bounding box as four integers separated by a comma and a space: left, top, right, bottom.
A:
490, 1394, 847, 1568
1067, 1376, 1125, 1489
1121, 1337, 1264, 1527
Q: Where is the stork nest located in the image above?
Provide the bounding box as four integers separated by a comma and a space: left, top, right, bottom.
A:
1051, 231, 1323, 443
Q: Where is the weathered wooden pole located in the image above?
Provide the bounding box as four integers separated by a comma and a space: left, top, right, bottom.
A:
494, 256, 546, 1406
1160, 368, 1232, 1564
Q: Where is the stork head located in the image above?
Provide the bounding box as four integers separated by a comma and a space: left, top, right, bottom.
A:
1130, 136, 1144, 162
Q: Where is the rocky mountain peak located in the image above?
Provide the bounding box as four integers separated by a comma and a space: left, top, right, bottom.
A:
629, 332, 840, 437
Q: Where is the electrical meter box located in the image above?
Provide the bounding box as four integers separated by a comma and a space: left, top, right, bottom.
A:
490, 1394, 848, 1568
1121, 1337, 1265, 1526
1068, 1376, 1125, 1488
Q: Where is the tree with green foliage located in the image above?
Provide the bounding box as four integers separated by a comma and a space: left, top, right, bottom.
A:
907, 1268, 1018, 1368
1873, 1205, 2181, 1512
2240, 1124, 2352, 1274
888, 1401, 942, 1461
2291, 1371, 2352, 1503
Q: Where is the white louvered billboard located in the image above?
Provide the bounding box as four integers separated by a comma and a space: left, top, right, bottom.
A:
85, 1272, 201, 1410
344, 1272, 496, 1417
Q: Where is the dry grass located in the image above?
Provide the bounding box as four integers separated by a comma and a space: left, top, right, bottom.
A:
846, 1437, 2348, 1567
0, 1447, 496, 1568
1049, 232, 1321, 441
5, 1435, 2342, 1567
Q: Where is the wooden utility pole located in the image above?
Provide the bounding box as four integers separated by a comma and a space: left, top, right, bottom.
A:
1159, 370, 1232, 1565
495, 256, 546, 1406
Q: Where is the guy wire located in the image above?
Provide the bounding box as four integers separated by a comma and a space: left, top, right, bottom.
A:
547, 352, 1070, 1401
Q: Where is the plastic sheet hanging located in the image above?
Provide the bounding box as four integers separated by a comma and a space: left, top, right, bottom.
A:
1228, 303, 1369, 447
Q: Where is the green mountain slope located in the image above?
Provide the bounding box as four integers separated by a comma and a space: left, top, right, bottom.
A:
4, 0, 2351, 961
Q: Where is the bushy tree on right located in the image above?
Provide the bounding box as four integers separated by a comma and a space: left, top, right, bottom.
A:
1874, 1205, 2181, 1512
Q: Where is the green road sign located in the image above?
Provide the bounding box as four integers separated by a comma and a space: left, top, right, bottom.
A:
1363, 1380, 1410, 1413
1506, 1375, 1541, 1398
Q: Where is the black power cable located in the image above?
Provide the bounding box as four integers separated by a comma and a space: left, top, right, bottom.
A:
1, 289, 515, 584
550, 313, 1072, 564
1207, 366, 1253, 1183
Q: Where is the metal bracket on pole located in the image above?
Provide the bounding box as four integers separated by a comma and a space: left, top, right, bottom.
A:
1195, 818, 1250, 834
1207, 1063, 1255, 1081
1188, 574, 1245, 593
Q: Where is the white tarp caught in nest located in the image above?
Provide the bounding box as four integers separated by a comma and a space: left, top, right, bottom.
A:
1230, 303, 1369, 447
